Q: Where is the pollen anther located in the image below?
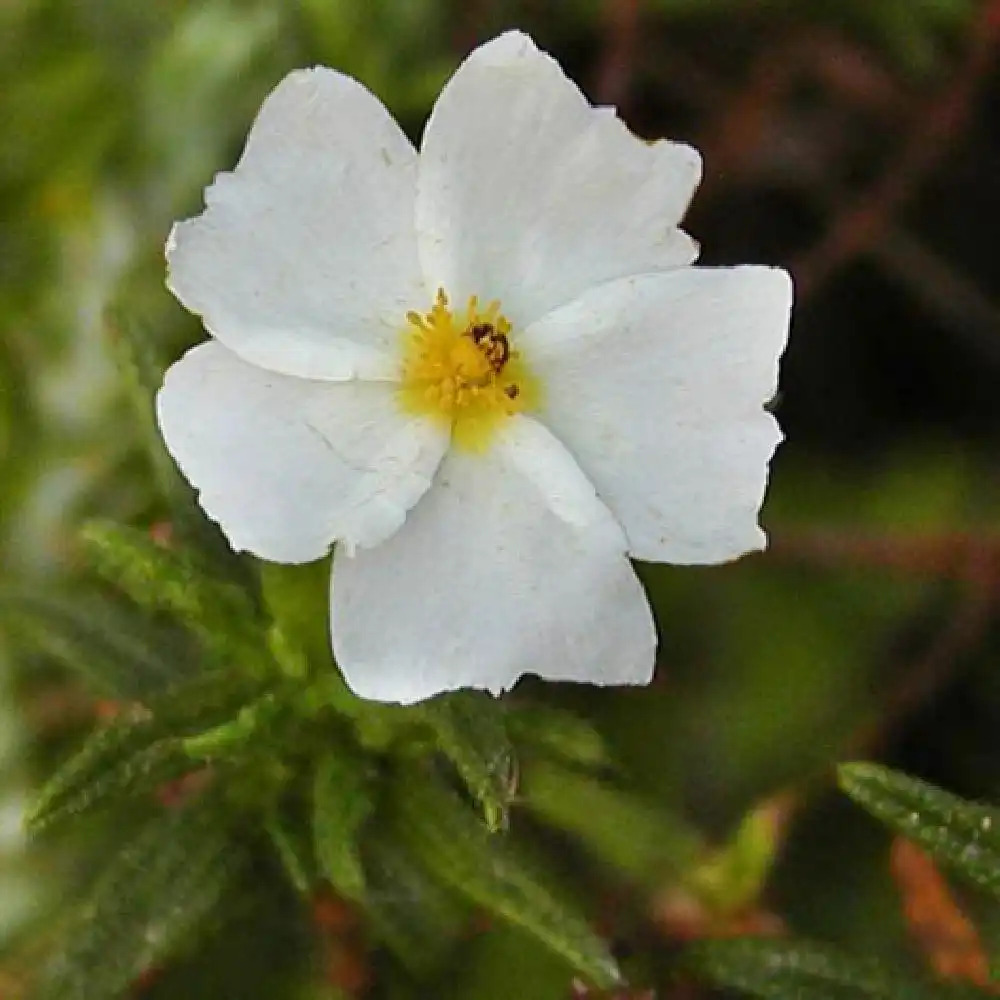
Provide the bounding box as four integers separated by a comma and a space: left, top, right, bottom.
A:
398, 288, 540, 451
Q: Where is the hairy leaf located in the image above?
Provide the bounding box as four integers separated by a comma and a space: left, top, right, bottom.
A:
266, 806, 315, 896
0, 588, 187, 697
839, 762, 1000, 899
29, 667, 272, 835
505, 703, 610, 769
33, 792, 247, 1000
313, 748, 373, 900
419, 691, 515, 831
29, 725, 191, 836
79, 521, 262, 665
520, 759, 701, 884
362, 830, 470, 975
390, 766, 621, 989
685, 937, 959, 1000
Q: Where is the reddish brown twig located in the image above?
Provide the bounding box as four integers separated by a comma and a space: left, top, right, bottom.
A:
595, 0, 642, 108
793, 1, 1000, 297
873, 229, 1000, 365
697, 26, 906, 198
770, 530, 1000, 585
312, 889, 370, 996
891, 838, 999, 992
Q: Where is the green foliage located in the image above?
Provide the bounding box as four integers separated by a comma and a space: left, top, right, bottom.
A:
689, 801, 785, 914
258, 561, 331, 676
33, 790, 248, 1000
294, 0, 452, 119
520, 758, 701, 885
504, 702, 610, 769
80, 521, 262, 664
28, 725, 189, 837
683, 937, 969, 1000
362, 831, 470, 977
265, 806, 315, 897
839, 762, 1000, 899
389, 765, 622, 989
312, 747, 374, 900
0, 588, 186, 697
418, 692, 516, 831
436, 924, 581, 1000
28, 666, 273, 835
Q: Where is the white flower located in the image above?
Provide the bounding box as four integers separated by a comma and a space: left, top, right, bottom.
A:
156, 31, 792, 705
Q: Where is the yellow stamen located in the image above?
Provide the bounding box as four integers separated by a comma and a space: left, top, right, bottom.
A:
398, 288, 541, 451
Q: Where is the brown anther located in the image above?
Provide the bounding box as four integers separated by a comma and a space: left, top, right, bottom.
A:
466, 322, 511, 374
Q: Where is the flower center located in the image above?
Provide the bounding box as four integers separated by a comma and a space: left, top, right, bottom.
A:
398, 288, 540, 451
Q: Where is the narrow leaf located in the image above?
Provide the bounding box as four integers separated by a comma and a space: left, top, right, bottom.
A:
362, 830, 470, 975
258, 560, 332, 674
391, 766, 621, 989
79, 521, 262, 664
505, 703, 609, 769
29, 667, 271, 835
0, 588, 187, 698
33, 792, 246, 1000
28, 723, 191, 836
266, 807, 316, 896
520, 759, 701, 884
839, 762, 1000, 899
313, 748, 373, 900
146, 665, 275, 733
419, 691, 515, 831
685, 937, 948, 1000
689, 797, 787, 914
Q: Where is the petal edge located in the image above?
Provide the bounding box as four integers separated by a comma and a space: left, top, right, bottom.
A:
331, 416, 656, 703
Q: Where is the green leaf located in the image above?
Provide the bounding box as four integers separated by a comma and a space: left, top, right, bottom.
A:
33, 791, 247, 1000
28, 723, 191, 836
361, 830, 470, 975
266, 806, 316, 896
258, 560, 332, 674
312, 748, 373, 901
505, 703, 610, 769
685, 937, 948, 1000
439, 923, 583, 1000
838, 762, 1000, 898
390, 766, 621, 990
419, 691, 515, 831
79, 521, 262, 665
689, 800, 784, 914
180, 694, 281, 762
0, 587, 188, 698
259, 562, 400, 735
29, 667, 272, 835
520, 759, 702, 885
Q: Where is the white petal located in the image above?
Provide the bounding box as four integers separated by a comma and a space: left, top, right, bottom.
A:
167, 67, 425, 381
416, 31, 701, 329
523, 267, 792, 564
156, 341, 448, 562
331, 416, 656, 704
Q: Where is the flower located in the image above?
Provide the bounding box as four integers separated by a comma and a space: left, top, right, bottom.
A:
156, 31, 792, 704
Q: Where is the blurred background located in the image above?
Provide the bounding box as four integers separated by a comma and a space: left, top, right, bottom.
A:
3, 0, 1000, 996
